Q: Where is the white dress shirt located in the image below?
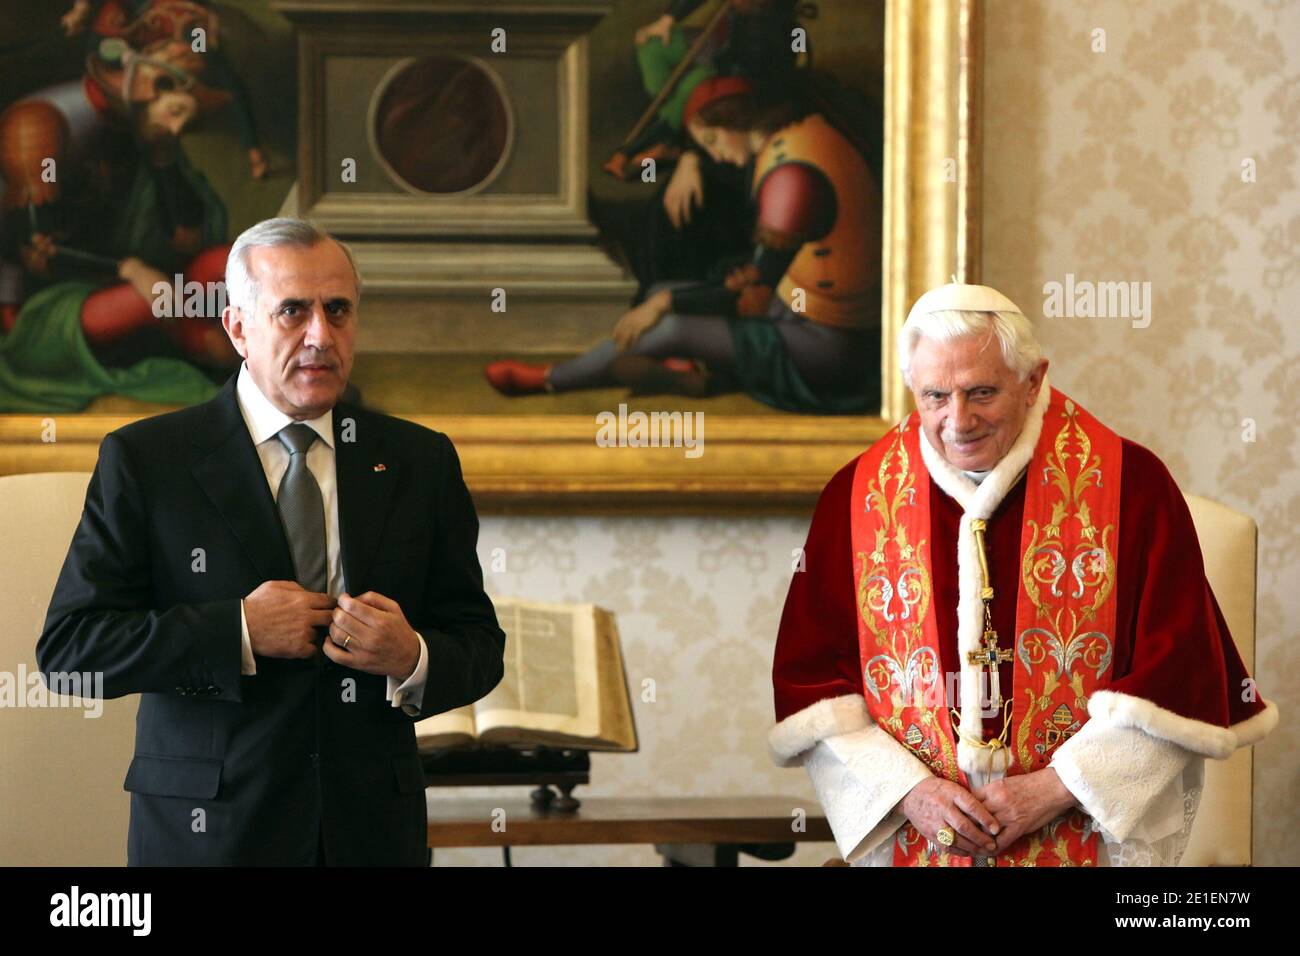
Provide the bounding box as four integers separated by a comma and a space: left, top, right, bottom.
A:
233, 362, 429, 714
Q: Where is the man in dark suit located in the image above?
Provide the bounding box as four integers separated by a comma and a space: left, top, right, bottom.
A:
37, 217, 505, 866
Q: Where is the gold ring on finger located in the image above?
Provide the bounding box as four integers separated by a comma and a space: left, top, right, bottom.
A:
936, 826, 956, 847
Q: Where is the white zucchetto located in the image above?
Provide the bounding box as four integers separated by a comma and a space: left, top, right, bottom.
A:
905, 282, 1024, 325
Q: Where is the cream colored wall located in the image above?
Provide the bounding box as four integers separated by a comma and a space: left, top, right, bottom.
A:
431, 0, 1297, 866
982, 0, 1297, 866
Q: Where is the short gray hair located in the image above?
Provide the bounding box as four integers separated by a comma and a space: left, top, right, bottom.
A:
224, 217, 361, 315
898, 309, 1044, 389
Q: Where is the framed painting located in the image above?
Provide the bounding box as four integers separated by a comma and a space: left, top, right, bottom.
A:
0, 0, 981, 514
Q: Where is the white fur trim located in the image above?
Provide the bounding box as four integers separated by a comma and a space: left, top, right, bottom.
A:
1086, 690, 1278, 759
917, 376, 1052, 775
768, 693, 871, 767
1231, 698, 1279, 747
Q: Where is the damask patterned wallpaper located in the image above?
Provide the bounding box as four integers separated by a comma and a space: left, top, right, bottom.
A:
429, 0, 1297, 866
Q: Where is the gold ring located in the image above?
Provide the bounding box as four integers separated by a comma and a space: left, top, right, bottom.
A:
936, 827, 956, 847
342, 635, 352, 649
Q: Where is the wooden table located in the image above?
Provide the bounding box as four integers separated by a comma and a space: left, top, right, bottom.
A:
426, 795, 834, 866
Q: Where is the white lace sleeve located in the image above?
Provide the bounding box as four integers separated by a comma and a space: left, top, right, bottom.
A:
1050, 717, 1205, 866
802, 725, 933, 864
1099, 757, 1204, 867
1050, 718, 1193, 842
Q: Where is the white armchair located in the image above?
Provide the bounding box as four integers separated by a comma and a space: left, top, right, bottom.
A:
0, 471, 137, 866
1180, 493, 1257, 866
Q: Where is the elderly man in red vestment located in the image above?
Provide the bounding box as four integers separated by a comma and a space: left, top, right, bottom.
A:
769, 282, 1278, 866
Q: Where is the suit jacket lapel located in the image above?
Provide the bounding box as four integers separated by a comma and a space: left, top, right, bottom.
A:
190, 373, 297, 584
333, 402, 398, 593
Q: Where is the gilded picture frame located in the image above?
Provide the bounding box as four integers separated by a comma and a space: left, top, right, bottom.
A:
0, 0, 981, 515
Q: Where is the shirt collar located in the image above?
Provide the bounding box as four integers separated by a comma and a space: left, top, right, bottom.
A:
235, 361, 334, 451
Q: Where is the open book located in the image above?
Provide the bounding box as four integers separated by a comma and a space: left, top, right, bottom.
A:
415, 598, 638, 753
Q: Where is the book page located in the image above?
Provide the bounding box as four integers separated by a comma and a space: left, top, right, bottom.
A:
413, 703, 476, 747
594, 608, 637, 751
475, 598, 601, 740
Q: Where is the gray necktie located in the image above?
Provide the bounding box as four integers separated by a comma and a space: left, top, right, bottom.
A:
275, 423, 327, 592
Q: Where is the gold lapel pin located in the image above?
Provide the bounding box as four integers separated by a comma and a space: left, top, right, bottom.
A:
373, 463, 387, 472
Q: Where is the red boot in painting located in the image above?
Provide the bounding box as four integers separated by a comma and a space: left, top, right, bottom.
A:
484, 359, 552, 396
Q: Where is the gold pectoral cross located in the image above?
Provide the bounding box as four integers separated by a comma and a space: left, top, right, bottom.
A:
966, 519, 1012, 710
969, 626, 1012, 709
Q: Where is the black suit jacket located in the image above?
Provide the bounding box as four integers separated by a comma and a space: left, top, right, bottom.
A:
37, 372, 505, 865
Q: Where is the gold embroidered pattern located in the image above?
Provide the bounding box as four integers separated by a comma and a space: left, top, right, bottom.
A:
1015, 399, 1118, 774
854, 421, 958, 781
857, 425, 930, 658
